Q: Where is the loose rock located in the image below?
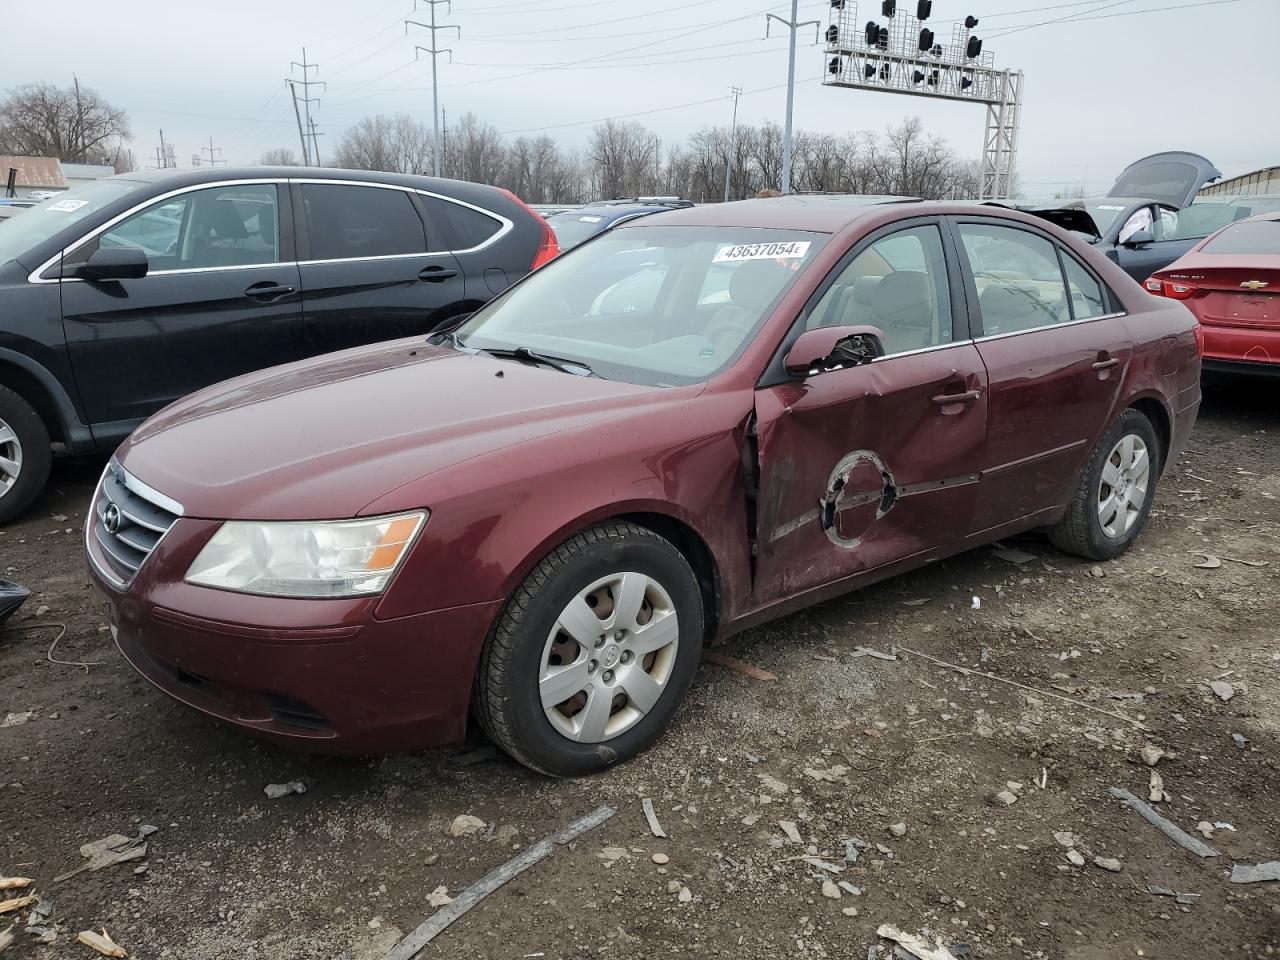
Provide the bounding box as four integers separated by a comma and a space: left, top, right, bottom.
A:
447, 815, 486, 838
1208, 680, 1235, 702
822, 879, 842, 900
651, 852, 669, 865
1092, 856, 1122, 872
264, 781, 306, 800
888, 822, 908, 838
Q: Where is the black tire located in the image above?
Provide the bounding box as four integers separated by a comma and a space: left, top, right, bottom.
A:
474, 521, 704, 777
0, 386, 52, 527
1049, 408, 1161, 561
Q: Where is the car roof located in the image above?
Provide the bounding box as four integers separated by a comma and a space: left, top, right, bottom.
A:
624, 195, 922, 233
105, 166, 502, 195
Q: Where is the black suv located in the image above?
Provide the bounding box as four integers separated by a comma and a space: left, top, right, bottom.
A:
0, 167, 558, 522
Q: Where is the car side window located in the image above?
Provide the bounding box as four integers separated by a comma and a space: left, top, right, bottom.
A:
957, 223, 1070, 335
1059, 253, 1108, 320
422, 195, 502, 250
67, 184, 282, 271
302, 184, 428, 260
1118, 206, 1154, 244
1154, 206, 1179, 241
806, 225, 953, 356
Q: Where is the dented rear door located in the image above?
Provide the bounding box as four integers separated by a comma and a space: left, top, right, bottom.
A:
749, 219, 988, 608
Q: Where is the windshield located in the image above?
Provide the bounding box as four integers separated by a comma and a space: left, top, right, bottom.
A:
0, 177, 143, 266
1085, 202, 1129, 237
546, 211, 613, 251
455, 226, 826, 386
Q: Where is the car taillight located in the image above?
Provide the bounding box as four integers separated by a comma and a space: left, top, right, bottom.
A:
501, 189, 560, 271
1144, 278, 1197, 300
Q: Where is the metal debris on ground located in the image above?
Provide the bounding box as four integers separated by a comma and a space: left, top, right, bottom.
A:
800, 856, 844, 874
1229, 861, 1280, 884
264, 780, 307, 799
992, 545, 1037, 564
701, 650, 777, 681
77, 928, 127, 957
1108, 787, 1219, 858
1193, 554, 1223, 569
55, 826, 157, 883
641, 798, 667, 838
1146, 884, 1200, 905
876, 924, 959, 960
897, 646, 1150, 730
380, 805, 615, 960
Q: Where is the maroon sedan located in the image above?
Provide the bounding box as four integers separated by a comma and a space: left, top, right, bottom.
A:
1146, 211, 1280, 375
86, 198, 1201, 776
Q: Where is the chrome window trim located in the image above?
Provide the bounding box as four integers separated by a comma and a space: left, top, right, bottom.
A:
970, 311, 1127, 344
29, 176, 513, 285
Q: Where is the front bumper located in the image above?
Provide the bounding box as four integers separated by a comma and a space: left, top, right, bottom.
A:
89, 515, 502, 755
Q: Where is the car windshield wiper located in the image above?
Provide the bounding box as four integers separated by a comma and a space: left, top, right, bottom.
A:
475, 345, 595, 377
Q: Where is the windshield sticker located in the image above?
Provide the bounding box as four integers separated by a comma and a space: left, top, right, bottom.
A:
47, 198, 89, 213
714, 240, 811, 263
1096, 204, 1126, 211
578, 215, 604, 223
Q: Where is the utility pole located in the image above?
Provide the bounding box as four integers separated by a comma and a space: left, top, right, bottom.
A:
200, 137, 225, 166
289, 48, 325, 166
308, 116, 324, 167
766, 0, 819, 195
287, 80, 310, 165
406, 0, 460, 178
723, 85, 742, 203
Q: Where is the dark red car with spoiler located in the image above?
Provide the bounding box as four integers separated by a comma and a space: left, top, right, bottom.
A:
1146, 211, 1280, 375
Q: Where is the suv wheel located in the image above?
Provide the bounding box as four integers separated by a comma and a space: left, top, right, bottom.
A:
1049, 408, 1160, 561
0, 386, 52, 526
474, 522, 703, 777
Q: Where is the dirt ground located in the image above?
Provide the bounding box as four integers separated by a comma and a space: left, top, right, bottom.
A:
2, 377, 1279, 960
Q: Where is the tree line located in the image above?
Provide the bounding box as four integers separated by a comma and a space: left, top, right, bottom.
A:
269, 113, 981, 202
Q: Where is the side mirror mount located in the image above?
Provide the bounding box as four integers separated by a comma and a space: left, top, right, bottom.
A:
1121, 228, 1154, 248
784, 325, 887, 377
75, 247, 149, 282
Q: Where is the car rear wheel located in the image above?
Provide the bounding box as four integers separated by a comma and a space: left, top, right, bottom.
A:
473, 521, 703, 777
1049, 408, 1160, 561
0, 386, 52, 526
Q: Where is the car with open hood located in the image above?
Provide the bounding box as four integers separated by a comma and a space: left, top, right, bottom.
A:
1001, 151, 1222, 283
86, 195, 1201, 776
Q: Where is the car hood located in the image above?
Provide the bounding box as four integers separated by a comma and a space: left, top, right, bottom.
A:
119, 338, 666, 521
1106, 151, 1222, 208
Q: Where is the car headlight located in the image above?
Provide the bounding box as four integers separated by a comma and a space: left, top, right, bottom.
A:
184, 511, 426, 598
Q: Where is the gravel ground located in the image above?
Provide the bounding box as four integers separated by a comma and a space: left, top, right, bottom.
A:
2, 377, 1278, 959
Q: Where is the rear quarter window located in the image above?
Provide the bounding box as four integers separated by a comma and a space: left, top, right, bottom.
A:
425, 196, 504, 250
1201, 219, 1280, 256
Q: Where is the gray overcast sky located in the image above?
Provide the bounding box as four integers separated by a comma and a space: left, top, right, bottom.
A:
3, 0, 1277, 193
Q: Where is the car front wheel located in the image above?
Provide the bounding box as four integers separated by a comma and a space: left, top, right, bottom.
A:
1049, 407, 1160, 561
0, 386, 52, 526
474, 522, 703, 777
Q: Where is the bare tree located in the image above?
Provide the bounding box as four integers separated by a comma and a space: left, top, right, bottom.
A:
332, 114, 433, 174
588, 120, 660, 198
445, 113, 505, 185
0, 80, 131, 163
259, 147, 302, 166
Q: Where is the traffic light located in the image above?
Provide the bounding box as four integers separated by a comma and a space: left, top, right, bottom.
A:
965, 15, 979, 29
830, 0, 845, 7
864, 64, 877, 78
966, 36, 983, 58
918, 28, 934, 51
829, 57, 841, 74
912, 69, 925, 84
826, 24, 839, 43
865, 20, 878, 45
917, 0, 932, 19
882, 0, 896, 16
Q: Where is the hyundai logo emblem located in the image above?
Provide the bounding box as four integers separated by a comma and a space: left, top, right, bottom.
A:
103, 503, 122, 534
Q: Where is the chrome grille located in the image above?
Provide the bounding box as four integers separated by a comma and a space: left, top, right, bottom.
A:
91, 460, 183, 585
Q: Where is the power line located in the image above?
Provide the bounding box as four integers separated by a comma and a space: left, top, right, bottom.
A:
465, 0, 729, 38
985, 0, 1245, 36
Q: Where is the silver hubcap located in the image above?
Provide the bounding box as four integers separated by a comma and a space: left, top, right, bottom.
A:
538, 571, 680, 743
0, 416, 22, 497
1098, 433, 1150, 538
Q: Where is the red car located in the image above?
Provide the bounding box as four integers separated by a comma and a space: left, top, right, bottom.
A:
86, 199, 1201, 776
1146, 211, 1280, 375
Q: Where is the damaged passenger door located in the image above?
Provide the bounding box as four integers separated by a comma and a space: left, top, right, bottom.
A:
750, 220, 989, 607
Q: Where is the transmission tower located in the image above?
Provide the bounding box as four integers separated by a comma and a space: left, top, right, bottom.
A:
406, 0, 460, 178
289, 48, 325, 167
200, 138, 225, 167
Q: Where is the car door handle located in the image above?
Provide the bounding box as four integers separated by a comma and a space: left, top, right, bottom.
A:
244, 282, 295, 301
419, 266, 459, 283
1092, 357, 1120, 371
931, 389, 981, 406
